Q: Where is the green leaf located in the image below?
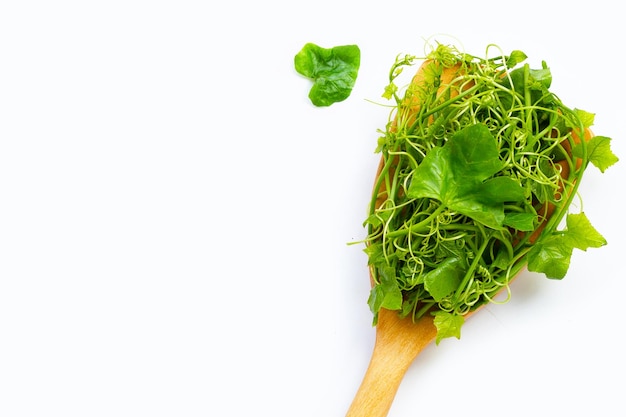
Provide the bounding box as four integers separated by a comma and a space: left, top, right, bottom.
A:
573, 135, 619, 173
574, 108, 595, 128
434, 240, 465, 261
503, 212, 537, 231
294, 43, 360, 107
506, 50, 527, 67
527, 235, 574, 279
527, 213, 605, 279
368, 266, 402, 313
433, 311, 464, 344
363, 243, 385, 266
408, 124, 524, 228
447, 124, 504, 178
506, 63, 552, 90
500, 63, 552, 112
382, 83, 397, 100
478, 176, 526, 204
529, 63, 552, 89
423, 257, 465, 302
492, 248, 511, 270
563, 212, 607, 250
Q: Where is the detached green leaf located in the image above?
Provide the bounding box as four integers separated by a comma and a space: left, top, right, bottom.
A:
433, 311, 464, 344
408, 124, 524, 228
294, 43, 360, 107
573, 135, 619, 173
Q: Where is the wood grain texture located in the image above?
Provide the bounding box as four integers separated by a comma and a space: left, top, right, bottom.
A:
345, 309, 436, 417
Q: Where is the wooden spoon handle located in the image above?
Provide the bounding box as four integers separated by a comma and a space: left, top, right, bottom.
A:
346, 309, 437, 417
345, 343, 411, 417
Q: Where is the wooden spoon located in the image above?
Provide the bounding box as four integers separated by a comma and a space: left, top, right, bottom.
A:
345, 308, 438, 417
345, 63, 591, 417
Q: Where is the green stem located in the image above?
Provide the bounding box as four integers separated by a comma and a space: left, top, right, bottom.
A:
386, 203, 446, 238
454, 233, 492, 299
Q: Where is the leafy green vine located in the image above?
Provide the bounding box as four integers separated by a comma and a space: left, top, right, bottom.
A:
361, 43, 618, 343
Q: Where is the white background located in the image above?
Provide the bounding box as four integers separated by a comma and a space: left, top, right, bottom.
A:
1, 1, 625, 416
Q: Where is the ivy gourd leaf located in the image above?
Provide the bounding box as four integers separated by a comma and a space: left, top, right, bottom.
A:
408, 124, 525, 229
508, 62, 552, 90
294, 43, 360, 107
434, 240, 465, 261
572, 135, 619, 173
563, 212, 607, 250
368, 266, 402, 314
433, 311, 464, 344
573, 108, 595, 128
499, 62, 553, 119
477, 176, 526, 204
423, 257, 465, 302
363, 242, 385, 267
528, 212, 606, 279
505, 50, 527, 67
503, 212, 537, 231
527, 235, 573, 279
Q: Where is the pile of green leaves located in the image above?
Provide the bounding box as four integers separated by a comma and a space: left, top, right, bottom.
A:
363, 44, 618, 343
